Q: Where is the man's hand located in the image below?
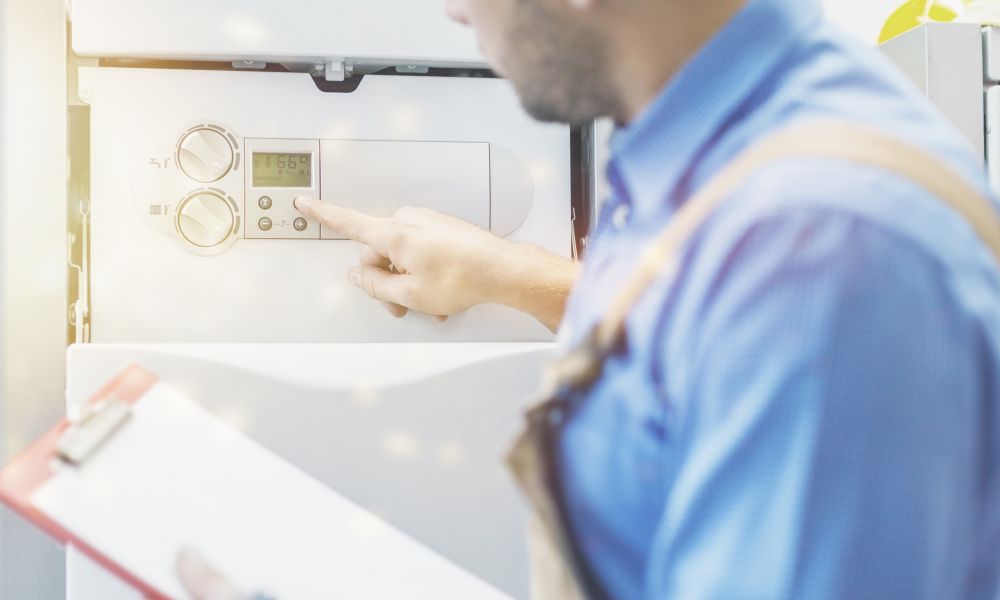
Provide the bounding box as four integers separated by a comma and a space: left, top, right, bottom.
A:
294, 197, 579, 332
176, 547, 272, 600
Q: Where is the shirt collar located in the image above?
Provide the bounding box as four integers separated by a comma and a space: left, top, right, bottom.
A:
608, 0, 822, 218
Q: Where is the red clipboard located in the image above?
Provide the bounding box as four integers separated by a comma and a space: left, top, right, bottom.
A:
0, 365, 511, 600
0, 365, 164, 598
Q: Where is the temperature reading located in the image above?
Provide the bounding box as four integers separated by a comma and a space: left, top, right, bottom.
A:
253, 153, 312, 188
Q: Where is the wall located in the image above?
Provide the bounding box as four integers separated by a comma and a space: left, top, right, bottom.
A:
823, 0, 918, 44
0, 0, 6, 584
0, 0, 69, 598
823, 0, 978, 45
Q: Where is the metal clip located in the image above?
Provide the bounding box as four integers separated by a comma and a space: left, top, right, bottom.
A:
232, 60, 267, 70
57, 398, 133, 466
325, 58, 347, 82
395, 65, 430, 75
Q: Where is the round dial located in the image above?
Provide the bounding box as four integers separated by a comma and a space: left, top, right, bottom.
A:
176, 192, 236, 248
177, 128, 234, 183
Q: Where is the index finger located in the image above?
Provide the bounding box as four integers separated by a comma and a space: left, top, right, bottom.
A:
294, 196, 395, 254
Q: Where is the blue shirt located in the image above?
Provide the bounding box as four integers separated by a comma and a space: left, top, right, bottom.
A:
555, 1, 1000, 598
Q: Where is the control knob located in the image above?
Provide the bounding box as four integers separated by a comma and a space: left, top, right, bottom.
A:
176, 192, 236, 248
177, 128, 234, 183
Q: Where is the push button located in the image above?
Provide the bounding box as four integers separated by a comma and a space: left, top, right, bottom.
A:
258, 217, 273, 231
294, 217, 308, 232
258, 196, 273, 210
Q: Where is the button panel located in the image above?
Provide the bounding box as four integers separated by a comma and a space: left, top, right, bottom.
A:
243, 138, 321, 240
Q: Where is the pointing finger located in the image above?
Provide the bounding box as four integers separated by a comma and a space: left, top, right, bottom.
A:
294, 196, 395, 255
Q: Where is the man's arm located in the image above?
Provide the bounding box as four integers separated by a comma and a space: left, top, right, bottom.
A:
293, 196, 580, 331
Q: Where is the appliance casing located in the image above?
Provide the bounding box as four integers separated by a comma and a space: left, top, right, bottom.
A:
58, 1, 594, 599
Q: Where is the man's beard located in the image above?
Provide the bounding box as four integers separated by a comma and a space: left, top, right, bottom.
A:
501, 1, 622, 126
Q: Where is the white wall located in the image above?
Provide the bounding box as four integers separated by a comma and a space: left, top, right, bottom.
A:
822, 0, 977, 45
0, 0, 69, 598
823, 0, 903, 44
0, 0, 7, 577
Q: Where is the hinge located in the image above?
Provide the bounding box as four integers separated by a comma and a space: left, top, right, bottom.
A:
67, 200, 91, 344
395, 65, 430, 75
58, 398, 133, 465
232, 60, 267, 70
324, 58, 355, 82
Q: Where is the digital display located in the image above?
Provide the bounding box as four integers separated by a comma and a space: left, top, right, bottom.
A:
253, 153, 312, 188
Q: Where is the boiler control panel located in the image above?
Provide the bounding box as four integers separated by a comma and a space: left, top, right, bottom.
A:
135, 124, 532, 255
86, 66, 569, 343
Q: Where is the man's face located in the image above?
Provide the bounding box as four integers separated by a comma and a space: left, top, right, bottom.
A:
446, 0, 620, 125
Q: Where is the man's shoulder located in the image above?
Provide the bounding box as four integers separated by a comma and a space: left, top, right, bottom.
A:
696, 126, 996, 278
658, 133, 1000, 336
653, 149, 1000, 395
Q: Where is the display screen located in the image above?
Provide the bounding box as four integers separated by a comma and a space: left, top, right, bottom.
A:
253, 153, 312, 188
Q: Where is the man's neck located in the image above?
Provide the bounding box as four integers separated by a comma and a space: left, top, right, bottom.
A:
607, 1, 747, 124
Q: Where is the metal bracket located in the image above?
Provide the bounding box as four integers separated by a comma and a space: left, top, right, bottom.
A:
232, 59, 267, 70
67, 94, 92, 344
395, 65, 430, 75
325, 58, 350, 82
57, 398, 133, 465
67, 199, 91, 343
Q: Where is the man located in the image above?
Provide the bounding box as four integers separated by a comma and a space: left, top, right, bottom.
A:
184, 0, 1000, 597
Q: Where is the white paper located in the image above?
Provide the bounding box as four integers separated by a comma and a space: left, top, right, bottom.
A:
34, 381, 511, 599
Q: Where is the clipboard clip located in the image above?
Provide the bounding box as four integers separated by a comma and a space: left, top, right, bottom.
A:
57, 398, 133, 466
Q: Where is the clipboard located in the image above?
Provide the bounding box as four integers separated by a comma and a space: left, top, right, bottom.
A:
0, 365, 512, 599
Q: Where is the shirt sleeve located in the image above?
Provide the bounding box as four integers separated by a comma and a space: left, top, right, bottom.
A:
646, 205, 987, 599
